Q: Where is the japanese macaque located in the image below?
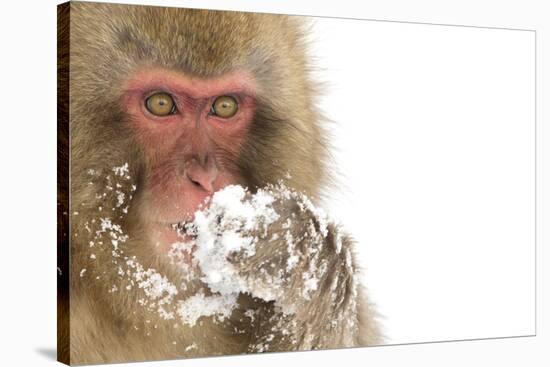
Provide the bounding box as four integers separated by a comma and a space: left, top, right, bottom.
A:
57, 2, 381, 365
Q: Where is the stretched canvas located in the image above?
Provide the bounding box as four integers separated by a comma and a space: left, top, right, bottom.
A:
58, 1, 535, 365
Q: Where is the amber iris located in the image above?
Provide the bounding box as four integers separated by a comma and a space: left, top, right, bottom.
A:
145, 92, 176, 116
212, 95, 238, 118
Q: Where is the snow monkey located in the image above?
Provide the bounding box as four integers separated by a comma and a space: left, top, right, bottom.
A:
57, 2, 381, 364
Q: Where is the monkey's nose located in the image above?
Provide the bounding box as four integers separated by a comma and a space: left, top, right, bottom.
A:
185, 163, 217, 193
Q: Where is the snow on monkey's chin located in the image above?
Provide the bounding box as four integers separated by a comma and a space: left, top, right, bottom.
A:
148, 195, 215, 259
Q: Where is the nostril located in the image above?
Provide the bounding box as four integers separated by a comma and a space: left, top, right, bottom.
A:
186, 170, 215, 192
186, 173, 200, 186
184, 157, 218, 193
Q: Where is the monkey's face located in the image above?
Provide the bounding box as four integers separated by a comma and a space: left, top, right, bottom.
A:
70, 5, 326, 270
122, 68, 257, 253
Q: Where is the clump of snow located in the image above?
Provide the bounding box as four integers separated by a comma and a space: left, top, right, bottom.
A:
177, 292, 237, 327
186, 185, 280, 296
167, 185, 283, 326
126, 258, 179, 320
244, 309, 256, 322
184, 343, 198, 352
112, 162, 130, 178
171, 183, 334, 326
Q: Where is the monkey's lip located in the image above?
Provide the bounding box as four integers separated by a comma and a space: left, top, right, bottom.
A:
169, 221, 192, 232
167, 220, 200, 237
149, 220, 196, 254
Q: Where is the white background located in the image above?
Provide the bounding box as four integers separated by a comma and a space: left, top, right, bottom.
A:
0, 0, 548, 366
312, 18, 535, 344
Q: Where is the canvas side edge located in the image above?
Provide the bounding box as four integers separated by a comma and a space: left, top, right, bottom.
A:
57, 2, 71, 365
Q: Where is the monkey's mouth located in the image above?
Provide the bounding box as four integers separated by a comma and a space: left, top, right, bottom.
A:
170, 221, 197, 239
147, 219, 196, 256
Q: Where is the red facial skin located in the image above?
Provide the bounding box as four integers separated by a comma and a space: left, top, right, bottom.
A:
122, 68, 256, 253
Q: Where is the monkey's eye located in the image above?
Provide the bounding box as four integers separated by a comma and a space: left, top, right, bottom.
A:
145, 92, 176, 116
211, 95, 238, 118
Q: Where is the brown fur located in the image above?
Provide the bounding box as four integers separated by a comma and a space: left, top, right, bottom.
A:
58, 1, 381, 365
